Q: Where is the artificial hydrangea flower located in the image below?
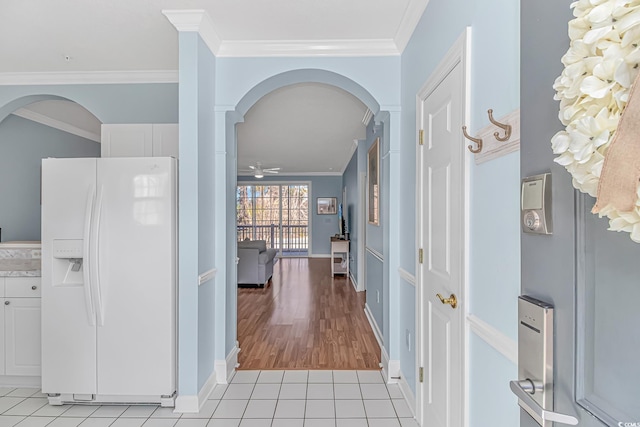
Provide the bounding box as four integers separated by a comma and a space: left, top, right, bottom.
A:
554, 0, 640, 242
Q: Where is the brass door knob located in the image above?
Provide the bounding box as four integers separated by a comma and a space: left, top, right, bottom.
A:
436, 293, 457, 309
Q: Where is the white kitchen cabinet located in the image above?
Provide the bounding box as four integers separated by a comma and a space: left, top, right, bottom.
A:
101, 124, 178, 158
5, 298, 40, 376
0, 277, 41, 378
152, 124, 179, 159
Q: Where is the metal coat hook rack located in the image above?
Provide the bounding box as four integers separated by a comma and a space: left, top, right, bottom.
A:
487, 109, 512, 141
462, 125, 482, 153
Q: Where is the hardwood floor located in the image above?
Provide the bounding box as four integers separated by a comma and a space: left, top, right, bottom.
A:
237, 258, 381, 370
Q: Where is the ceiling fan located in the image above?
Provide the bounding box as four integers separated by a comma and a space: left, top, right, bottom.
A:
241, 162, 281, 178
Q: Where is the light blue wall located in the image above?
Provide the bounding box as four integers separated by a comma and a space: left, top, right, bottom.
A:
177, 32, 219, 393
342, 151, 358, 284
0, 85, 177, 125
469, 334, 519, 427
216, 57, 400, 109
239, 175, 343, 255
177, 32, 201, 397
399, 0, 520, 411
196, 36, 217, 390
0, 115, 100, 242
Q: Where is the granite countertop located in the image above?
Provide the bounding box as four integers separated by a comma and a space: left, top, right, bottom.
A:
0, 243, 42, 277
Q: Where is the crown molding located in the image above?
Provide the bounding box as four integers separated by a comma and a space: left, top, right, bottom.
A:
394, 0, 431, 52
13, 108, 101, 142
216, 39, 400, 57
362, 109, 373, 126
162, 9, 222, 56
340, 140, 359, 175
0, 70, 178, 86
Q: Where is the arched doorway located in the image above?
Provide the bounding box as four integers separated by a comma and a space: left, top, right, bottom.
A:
225, 69, 389, 371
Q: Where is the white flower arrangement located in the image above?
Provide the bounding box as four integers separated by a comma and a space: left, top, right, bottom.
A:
552, 0, 640, 242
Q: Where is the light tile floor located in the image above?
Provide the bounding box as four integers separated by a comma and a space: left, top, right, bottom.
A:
0, 371, 419, 427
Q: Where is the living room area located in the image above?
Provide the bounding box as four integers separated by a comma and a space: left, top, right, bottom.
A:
235, 82, 384, 372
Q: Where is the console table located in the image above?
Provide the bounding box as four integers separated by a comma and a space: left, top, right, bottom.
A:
330, 238, 349, 277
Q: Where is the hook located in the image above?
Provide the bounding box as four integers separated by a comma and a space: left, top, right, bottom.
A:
487, 109, 512, 142
462, 126, 483, 153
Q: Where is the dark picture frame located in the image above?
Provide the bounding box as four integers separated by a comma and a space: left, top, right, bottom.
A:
368, 138, 380, 225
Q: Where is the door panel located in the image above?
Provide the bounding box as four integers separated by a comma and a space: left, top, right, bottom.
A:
428, 302, 451, 426
96, 157, 176, 396
429, 164, 451, 277
5, 298, 41, 376
576, 195, 640, 423
41, 158, 97, 394
420, 60, 464, 427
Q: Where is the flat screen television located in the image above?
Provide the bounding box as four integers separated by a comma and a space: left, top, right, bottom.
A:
338, 203, 347, 238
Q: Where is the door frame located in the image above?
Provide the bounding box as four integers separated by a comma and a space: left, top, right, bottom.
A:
415, 27, 471, 426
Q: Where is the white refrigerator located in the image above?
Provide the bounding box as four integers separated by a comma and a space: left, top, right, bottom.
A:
41, 157, 177, 406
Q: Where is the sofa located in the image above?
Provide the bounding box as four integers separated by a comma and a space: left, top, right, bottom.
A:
237, 239, 278, 287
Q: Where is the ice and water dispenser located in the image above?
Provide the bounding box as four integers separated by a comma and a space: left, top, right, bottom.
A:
51, 239, 85, 286
510, 296, 578, 426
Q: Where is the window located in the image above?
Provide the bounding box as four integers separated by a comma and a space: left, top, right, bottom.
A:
237, 184, 309, 256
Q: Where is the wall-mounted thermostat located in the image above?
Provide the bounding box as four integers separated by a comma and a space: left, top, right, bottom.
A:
521, 173, 552, 235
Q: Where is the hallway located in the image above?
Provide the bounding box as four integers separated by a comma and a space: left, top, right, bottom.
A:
237, 258, 381, 370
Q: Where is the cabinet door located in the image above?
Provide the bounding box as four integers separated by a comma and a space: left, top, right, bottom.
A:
101, 124, 153, 157
5, 298, 41, 376
0, 298, 4, 376
152, 124, 179, 158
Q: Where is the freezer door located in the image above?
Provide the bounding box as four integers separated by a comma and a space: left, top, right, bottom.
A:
41, 158, 97, 394
95, 157, 176, 396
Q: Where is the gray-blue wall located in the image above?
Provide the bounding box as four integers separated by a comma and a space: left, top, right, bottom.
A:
342, 150, 358, 284
0, 114, 99, 242
238, 175, 343, 256
521, 0, 639, 425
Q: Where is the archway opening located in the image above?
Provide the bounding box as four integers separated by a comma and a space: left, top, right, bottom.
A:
228, 71, 385, 371
0, 96, 101, 243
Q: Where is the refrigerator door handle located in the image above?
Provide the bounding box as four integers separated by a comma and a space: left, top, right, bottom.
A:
83, 185, 96, 325
92, 184, 106, 326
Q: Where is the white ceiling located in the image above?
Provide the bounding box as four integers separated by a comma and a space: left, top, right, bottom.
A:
237, 83, 367, 176
0, 0, 428, 175
0, 0, 428, 72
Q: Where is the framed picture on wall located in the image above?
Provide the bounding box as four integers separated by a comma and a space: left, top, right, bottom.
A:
317, 197, 337, 215
368, 137, 380, 225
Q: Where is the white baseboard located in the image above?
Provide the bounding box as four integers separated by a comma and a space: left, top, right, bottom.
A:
385, 358, 401, 384
380, 346, 390, 381
398, 372, 416, 417
197, 369, 217, 407
349, 272, 360, 292
175, 367, 218, 413
215, 342, 240, 384
364, 304, 383, 350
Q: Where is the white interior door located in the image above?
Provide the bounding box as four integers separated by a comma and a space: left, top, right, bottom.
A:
417, 31, 468, 427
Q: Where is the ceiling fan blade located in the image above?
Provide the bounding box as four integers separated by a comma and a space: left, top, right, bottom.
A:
248, 165, 256, 170
264, 170, 279, 174
264, 167, 281, 171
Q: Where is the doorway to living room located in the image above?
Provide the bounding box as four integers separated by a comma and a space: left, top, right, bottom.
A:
237, 183, 310, 257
